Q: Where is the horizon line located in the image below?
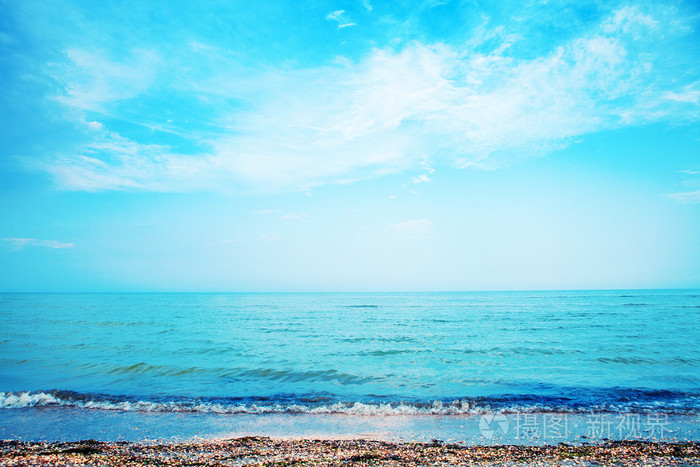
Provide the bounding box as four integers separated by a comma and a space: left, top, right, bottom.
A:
1, 288, 698, 294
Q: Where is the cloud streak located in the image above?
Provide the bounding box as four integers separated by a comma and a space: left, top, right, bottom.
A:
669, 170, 700, 203
325, 10, 356, 29
4, 238, 74, 250
411, 174, 432, 184
669, 190, 700, 203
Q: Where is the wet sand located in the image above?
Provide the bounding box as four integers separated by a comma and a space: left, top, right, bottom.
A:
1, 437, 699, 466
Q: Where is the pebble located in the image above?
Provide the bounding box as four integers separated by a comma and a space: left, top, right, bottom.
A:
1, 437, 698, 466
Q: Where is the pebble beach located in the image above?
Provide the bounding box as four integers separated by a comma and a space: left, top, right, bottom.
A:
1, 437, 699, 466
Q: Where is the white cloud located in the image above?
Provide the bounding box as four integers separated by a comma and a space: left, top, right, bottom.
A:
325, 10, 356, 28
361, 0, 373, 12
325, 10, 344, 21
391, 219, 435, 237
35, 133, 199, 191
411, 174, 432, 184
602, 6, 658, 37
4, 238, 74, 250
86, 120, 104, 130
663, 83, 700, 104
668, 190, 700, 204
53, 48, 159, 111
669, 170, 700, 203
38, 6, 700, 193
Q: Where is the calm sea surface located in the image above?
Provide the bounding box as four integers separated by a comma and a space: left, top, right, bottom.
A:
1, 290, 699, 418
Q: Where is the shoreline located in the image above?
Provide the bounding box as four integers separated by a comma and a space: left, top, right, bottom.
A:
1, 437, 699, 466
3, 408, 699, 445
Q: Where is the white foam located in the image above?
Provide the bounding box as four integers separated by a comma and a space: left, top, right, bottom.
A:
1, 391, 695, 415
0, 391, 62, 408
0, 392, 486, 414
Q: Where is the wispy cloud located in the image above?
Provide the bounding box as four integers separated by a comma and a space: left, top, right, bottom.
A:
86, 120, 104, 130
4, 238, 74, 250
35, 4, 700, 193
411, 174, 432, 184
669, 170, 700, 203
601, 5, 658, 36
391, 219, 435, 237
53, 48, 159, 112
663, 83, 700, 104
325, 10, 356, 29
668, 190, 700, 203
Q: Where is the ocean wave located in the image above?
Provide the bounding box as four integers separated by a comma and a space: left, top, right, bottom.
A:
1, 390, 698, 415
0, 391, 477, 414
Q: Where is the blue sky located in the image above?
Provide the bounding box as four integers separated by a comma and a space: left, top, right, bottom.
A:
1, 0, 699, 292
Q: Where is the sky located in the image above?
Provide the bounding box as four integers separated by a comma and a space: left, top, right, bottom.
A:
1, 0, 699, 292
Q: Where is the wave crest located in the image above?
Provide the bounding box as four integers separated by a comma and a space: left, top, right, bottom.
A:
1, 390, 698, 415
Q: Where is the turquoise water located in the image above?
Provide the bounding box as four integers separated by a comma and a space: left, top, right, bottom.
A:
1, 290, 699, 418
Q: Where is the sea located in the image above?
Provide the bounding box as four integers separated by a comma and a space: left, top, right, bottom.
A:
1, 290, 699, 444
